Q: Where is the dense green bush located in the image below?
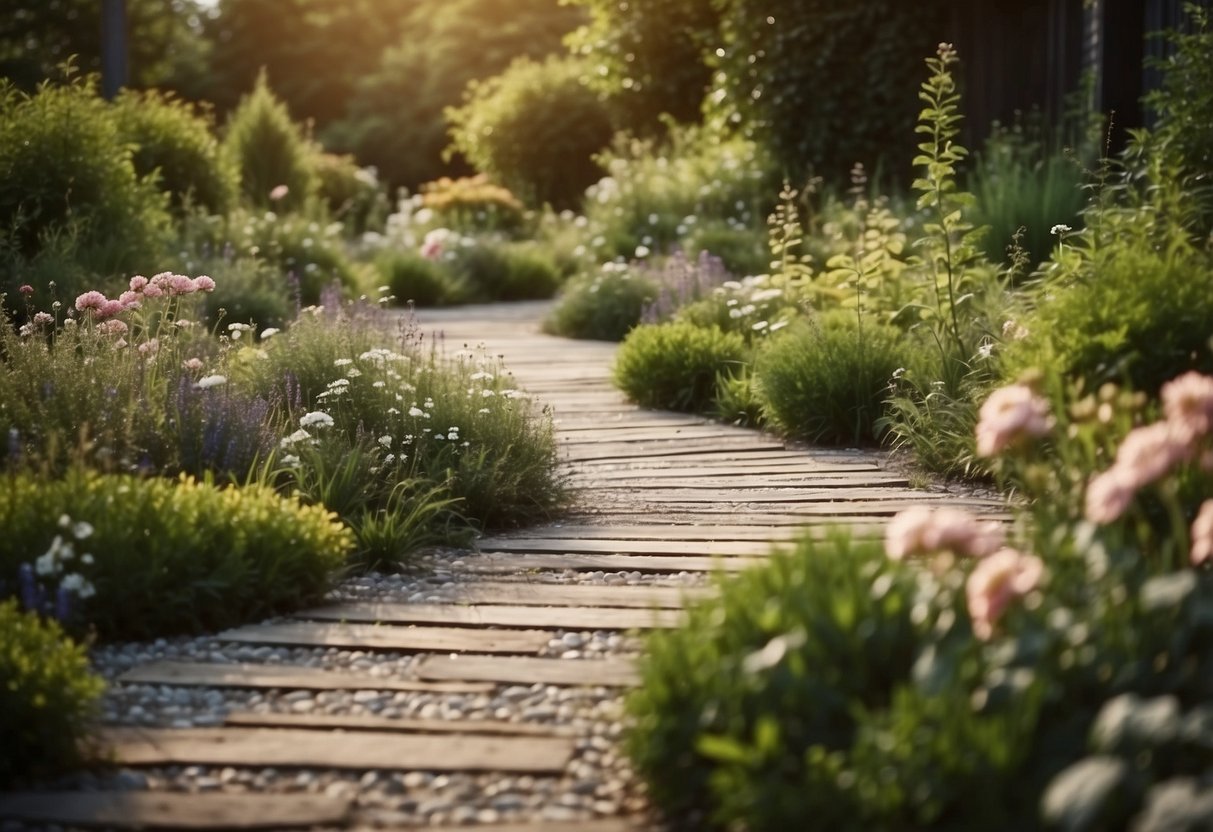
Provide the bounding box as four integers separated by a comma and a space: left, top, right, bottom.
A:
544, 263, 659, 341
614, 320, 748, 412
420, 175, 527, 235
0, 471, 352, 640
450, 241, 563, 301
378, 249, 466, 306
446, 57, 614, 209
565, 0, 719, 129
113, 89, 239, 217
222, 71, 318, 211
711, 0, 949, 184
754, 312, 912, 445
200, 256, 294, 331
0, 77, 171, 286
313, 152, 388, 235
0, 600, 104, 786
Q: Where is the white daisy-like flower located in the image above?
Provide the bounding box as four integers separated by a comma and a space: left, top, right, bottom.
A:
299, 411, 334, 429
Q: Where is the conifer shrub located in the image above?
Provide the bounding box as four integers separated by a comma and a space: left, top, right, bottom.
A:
613, 320, 748, 413
446, 57, 614, 209
113, 89, 238, 217
223, 71, 318, 211
0, 600, 104, 786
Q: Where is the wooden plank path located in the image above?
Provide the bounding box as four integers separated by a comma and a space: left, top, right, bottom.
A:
5, 301, 1005, 829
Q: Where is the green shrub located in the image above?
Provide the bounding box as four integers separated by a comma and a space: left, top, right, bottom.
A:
1004, 240, 1213, 395
613, 320, 748, 413
378, 249, 466, 306
446, 56, 614, 209
223, 71, 318, 211
0, 76, 171, 283
544, 263, 659, 341
712, 0, 949, 184
683, 222, 768, 278
420, 175, 527, 235
0, 471, 352, 640
449, 241, 563, 301
112, 89, 238, 217
200, 256, 294, 331
754, 312, 912, 445
313, 152, 389, 235
0, 600, 104, 786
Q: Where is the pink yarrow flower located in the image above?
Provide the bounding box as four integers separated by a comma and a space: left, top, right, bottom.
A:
167, 274, 197, 295
885, 506, 1005, 560
1192, 500, 1213, 567
18, 284, 34, 296
966, 548, 1045, 640
97, 319, 128, 336
194, 275, 216, 293
98, 299, 125, 319
118, 290, 142, 309
1083, 466, 1138, 525
129, 275, 148, 292
976, 383, 1054, 457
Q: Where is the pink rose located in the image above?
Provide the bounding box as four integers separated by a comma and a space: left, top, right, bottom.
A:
885, 506, 1005, 560
975, 383, 1054, 457
1162, 371, 1213, 442
1083, 467, 1138, 525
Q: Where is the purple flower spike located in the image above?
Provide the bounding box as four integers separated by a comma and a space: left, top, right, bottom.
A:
17, 563, 37, 612
55, 585, 73, 623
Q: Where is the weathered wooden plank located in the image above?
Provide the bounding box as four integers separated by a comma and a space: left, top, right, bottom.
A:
482, 525, 802, 542
217, 622, 551, 654
571, 474, 911, 490
464, 553, 761, 574
101, 727, 575, 773
561, 439, 785, 463
476, 538, 775, 556
566, 448, 808, 466
568, 464, 883, 480
411, 579, 713, 607
416, 821, 651, 832
558, 427, 761, 445
298, 602, 684, 631
118, 661, 495, 694
555, 415, 709, 431
223, 711, 575, 737
586, 486, 943, 504
0, 792, 352, 830
414, 655, 640, 687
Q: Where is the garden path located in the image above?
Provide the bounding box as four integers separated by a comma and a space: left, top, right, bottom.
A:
0, 301, 1006, 831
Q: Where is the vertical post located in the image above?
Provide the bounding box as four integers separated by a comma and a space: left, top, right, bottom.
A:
101, 0, 128, 99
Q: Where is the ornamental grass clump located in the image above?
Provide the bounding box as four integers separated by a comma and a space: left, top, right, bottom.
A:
544, 262, 659, 342
613, 320, 748, 413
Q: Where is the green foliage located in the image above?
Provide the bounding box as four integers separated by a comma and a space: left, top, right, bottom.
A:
0, 470, 351, 640
222, 71, 318, 211
683, 222, 768, 278
564, 0, 719, 129
312, 153, 389, 235
584, 128, 777, 261
754, 312, 912, 445
0, 599, 104, 786
378, 250, 465, 307
446, 57, 614, 209
199, 256, 294, 331
420, 175, 527, 235
613, 320, 748, 413
327, 0, 583, 189
711, 0, 949, 184
544, 263, 658, 341
448, 241, 563, 302
0, 76, 171, 284
968, 123, 1087, 270
112, 89, 238, 217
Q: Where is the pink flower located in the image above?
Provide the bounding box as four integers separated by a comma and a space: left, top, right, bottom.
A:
18, 284, 33, 296
194, 275, 216, 293
167, 274, 197, 295
966, 548, 1044, 640
1084, 466, 1138, 525
420, 239, 443, 260
129, 275, 148, 292
269, 185, 290, 202
1112, 421, 1192, 489
1192, 501, 1213, 567
141, 282, 164, 298
97, 299, 125, 319
138, 338, 159, 356
1162, 371, 1213, 441
74, 291, 108, 313
885, 506, 1005, 560
32, 312, 53, 326
97, 319, 128, 336
182, 357, 204, 372
118, 290, 142, 309
975, 384, 1054, 457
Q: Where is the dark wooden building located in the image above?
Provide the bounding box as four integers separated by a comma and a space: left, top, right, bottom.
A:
950, 0, 1211, 144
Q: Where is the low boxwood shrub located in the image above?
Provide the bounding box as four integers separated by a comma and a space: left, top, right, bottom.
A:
0, 600, 104, 786
544, 263, 659, 341
754, 312, 911, 445
613, 320, 748, 412
0, 471, 352, 640
378, 249, 466, 306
